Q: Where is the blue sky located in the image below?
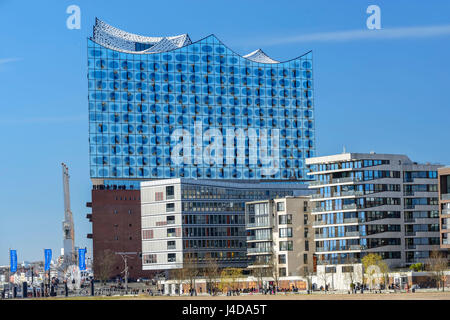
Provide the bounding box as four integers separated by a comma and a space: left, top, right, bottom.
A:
0, 0, 449, 265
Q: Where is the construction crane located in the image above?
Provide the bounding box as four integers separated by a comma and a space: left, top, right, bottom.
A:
62, 163, 75, 268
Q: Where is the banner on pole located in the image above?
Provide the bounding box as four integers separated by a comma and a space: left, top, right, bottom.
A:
78, 248, 86, 271
10, 250, 17, 273
44, 249, 52, 271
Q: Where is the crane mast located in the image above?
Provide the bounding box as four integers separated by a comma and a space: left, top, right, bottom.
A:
62, 163, 75, 267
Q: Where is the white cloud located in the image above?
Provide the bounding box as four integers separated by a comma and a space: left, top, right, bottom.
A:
255, 24, 450, 46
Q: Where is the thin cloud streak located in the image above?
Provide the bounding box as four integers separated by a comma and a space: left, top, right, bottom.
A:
0, 57, 22, 64
255, 24, 450, 46
0, 115, 85, 125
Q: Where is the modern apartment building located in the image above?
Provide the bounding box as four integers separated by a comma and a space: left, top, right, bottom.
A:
305, 152, 444, 274
245, 197, 315, 278
140, 179, 309, 271
85, 18, 315, 277
438, 167, 450, 248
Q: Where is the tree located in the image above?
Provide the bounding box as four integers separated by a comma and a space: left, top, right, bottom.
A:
250, 255, 270, 291
203, 256, 220, 295
300, 266, 314, 293
169, 267, 186, 296
268, 251, 280, 291
218, 268, 243, 293
93, 249, 115, 284
183, 255, 200, 295
409, 263, 424, 272
427, 250, 448, 292
361, 253, 387, 290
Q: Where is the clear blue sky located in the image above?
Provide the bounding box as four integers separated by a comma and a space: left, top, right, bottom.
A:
1, 0, 449, 265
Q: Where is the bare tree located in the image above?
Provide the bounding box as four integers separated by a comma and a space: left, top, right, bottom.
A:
93, 249, 116, 284
427, 250, 448, 292
169, 267, 185, 295
300, 266, 314, 293
203, 255, 220, 295
250, 255, 270, 291
183, 255, 200, 295
268, 251, 280, 291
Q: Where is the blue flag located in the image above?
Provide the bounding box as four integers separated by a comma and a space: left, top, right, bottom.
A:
44, 249, 52, 271
78, 248, 86, 271
10, 250, 17, 272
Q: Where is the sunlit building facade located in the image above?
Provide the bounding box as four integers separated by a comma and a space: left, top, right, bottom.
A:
88, 18, 315, 181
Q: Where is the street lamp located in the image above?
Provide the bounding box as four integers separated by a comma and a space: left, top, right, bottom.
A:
115, 252, 138, 292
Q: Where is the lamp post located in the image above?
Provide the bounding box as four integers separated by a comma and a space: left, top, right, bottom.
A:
115, 252, 137, 292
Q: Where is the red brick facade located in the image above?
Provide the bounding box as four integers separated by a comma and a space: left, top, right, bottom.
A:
87, 188, 155, 280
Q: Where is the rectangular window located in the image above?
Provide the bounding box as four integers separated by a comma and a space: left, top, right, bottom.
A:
278, 214, 292, 225
166, 203, 175, 212
167, 228, 176, 237
305, 240, 309, 251
342, 266, 354, 273
279, 241, 293, 251
143, 254, 157, 264
278, 254, 286, 264
279, 267, 286, 277
279, 227, 293, 238
277, 202, 285, 211
303, 253, 308, 264
325, 266, 336, 273
167, 215, 175, 225
168, 253, 176, 262
166, 186, 175, 200
167, 240, 176, 250
155, 192, 163, 201
142, 229, 154, 239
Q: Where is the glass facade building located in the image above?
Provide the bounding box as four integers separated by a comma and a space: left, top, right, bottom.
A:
88, 19, 315, 181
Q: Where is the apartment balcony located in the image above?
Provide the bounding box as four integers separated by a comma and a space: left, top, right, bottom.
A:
312, 220, 327, 226
246, 235, 272, 242
311, 190, 364, 200
86, 202, 92, 208
309, 177, 363, 187
343, 218, 359, 224
247, 223, 272, 229
441, 209, 450, 215
441, 224, 449, 230
441, 194, 450, 201
315, 231, 360, 239
443, 239, 450, 245
247, 247, 272, 254
87, 233, 93, 239
312, 203, 357, 213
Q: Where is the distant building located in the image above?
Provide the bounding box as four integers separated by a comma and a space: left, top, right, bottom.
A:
245, 196, 315, 278
140, 179, 309, 271
305, 152, 446, 281
438, 167, 450, 249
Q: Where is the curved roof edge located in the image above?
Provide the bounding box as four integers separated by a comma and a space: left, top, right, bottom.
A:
92, 18, 192, 52
90, 20, 312, 64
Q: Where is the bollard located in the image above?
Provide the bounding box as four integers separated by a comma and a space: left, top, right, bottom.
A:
22, 282, 28, 298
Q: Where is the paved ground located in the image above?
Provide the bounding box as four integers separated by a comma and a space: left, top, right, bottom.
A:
28, 290, 450, 300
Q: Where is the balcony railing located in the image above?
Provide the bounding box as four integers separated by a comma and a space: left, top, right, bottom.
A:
312, 203, 357, 213
247, 222, 271, 229
312, 220, 327, 226
309, 177, 363, 187
343, 204, 357, 210
246, 235, 272, 241
343, 218, 358, 224
314, 232, 360, 239
247, 247, 272, 254
442, 209, 450, 215
441, 194, 450, 201
443, 239, 450, 245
